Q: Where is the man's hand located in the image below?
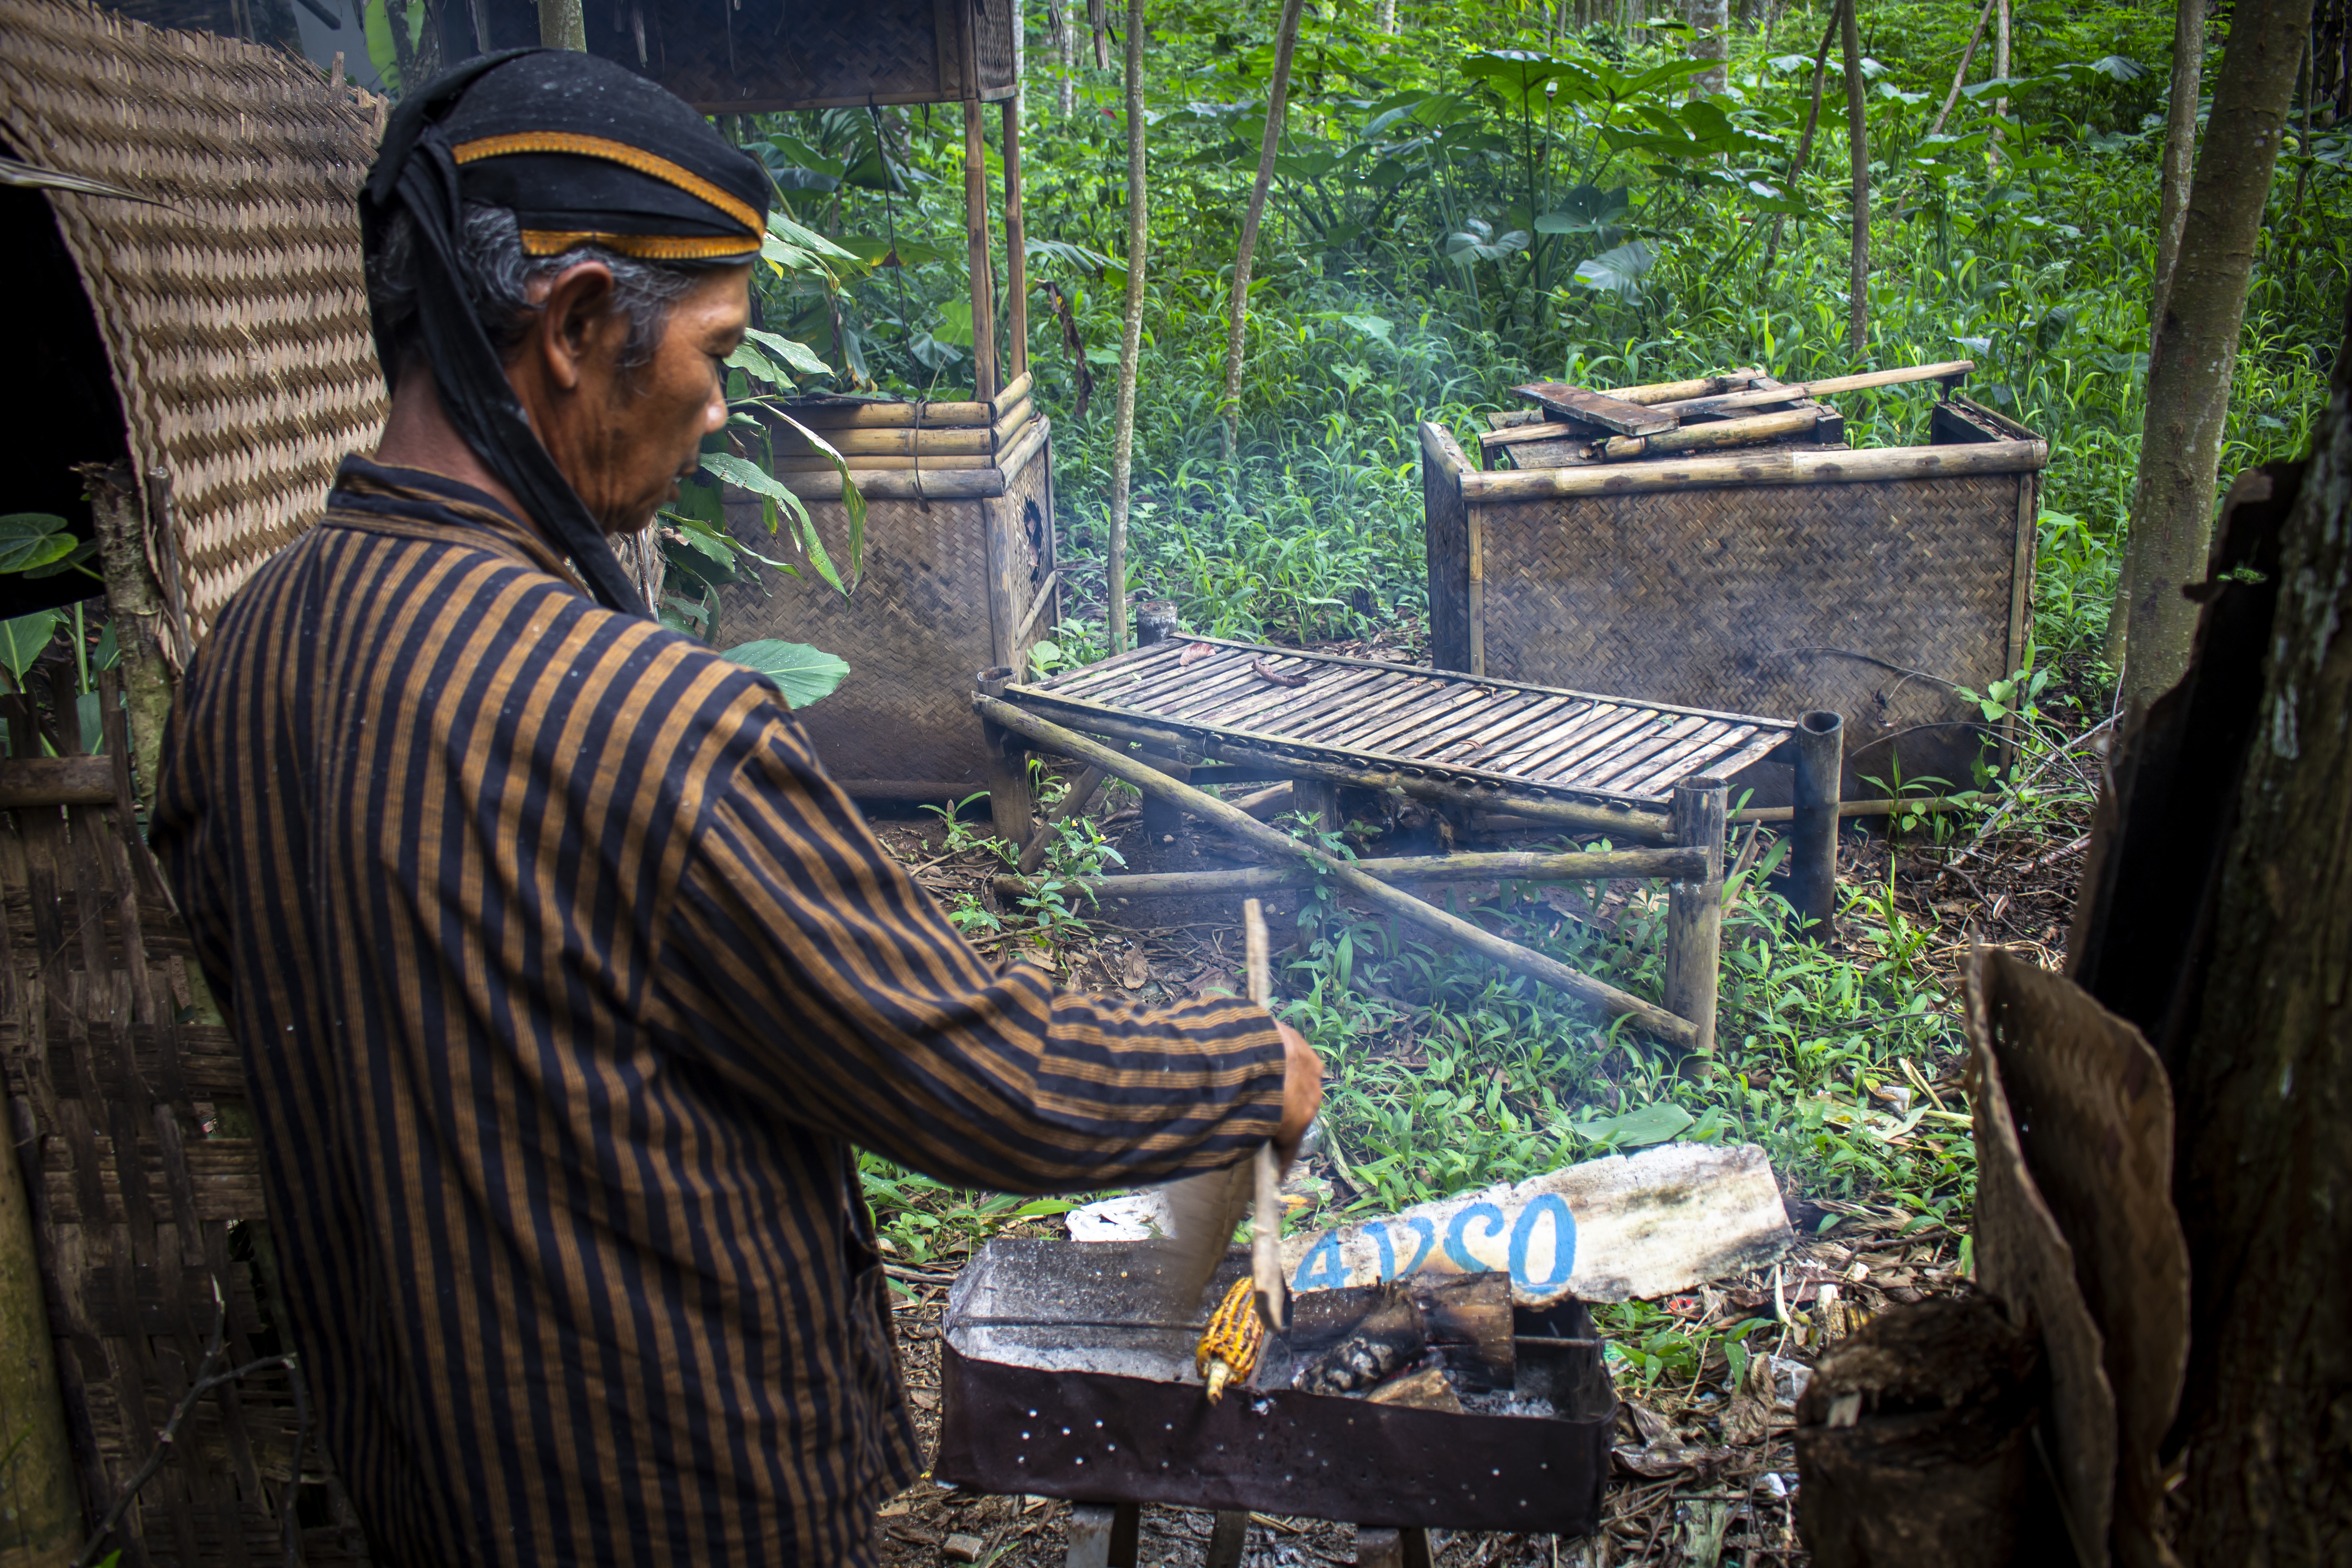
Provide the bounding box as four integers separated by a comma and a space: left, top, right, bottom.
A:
1274, 1021, 1322, 1164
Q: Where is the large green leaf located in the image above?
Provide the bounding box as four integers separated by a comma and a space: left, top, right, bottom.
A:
0, 611, 59, 680
744, 326, 832, 379
1571, 1101, 1694, 1149
1573, 240, 1658, 303
0, 514, 76, 575
722, 639, 850, 710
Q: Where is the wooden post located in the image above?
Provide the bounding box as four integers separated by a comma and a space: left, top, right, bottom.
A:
78, 461, 176, 808
976, 668, 1034, 845
962, 99, 999, 402
1063, 1501, 1140, 1568
1790, 710, 1843, 938
1357, 1526, 1436, 1568
1665, 776, 1729, 1054
1205, 1511, 1250, 1568
1295, 779, 1341, 837
0, 1076, 80, 1559
1001, 98, 1029, 384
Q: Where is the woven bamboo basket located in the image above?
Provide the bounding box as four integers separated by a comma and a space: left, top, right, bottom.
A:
0, 0, 387, 660
587, 0, 1019, 111
1423, 392, 2048, 794
718, 410, 1058, 802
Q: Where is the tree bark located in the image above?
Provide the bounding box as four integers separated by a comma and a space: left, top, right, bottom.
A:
2152, 0, 2206, 323
1687, 0, 1730, 95
2115, 0, 2315, 714
1219, 0, 1308, 463
538, 0, 585, 51
1761, 0, 1841, 277
1107, 0, 1148, 654
2166, 286, 2352, 1568
1989, 0, 2011, 158
1378, 0, 1397, 31
1841, 0, 1869, 358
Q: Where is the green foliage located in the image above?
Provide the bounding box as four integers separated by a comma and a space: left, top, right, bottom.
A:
723, 639, 850, 709
0, 512, 96, 579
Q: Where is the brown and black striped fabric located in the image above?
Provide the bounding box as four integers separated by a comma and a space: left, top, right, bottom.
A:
150, 457, 1285, 1566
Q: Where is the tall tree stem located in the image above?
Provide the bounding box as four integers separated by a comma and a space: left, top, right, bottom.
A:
1761, 2, 1840, 279
1927, 0, 1996, 137
1840, 0, 1868, 358
1107, 0, 1148, 654
1220, 0, 1310, 463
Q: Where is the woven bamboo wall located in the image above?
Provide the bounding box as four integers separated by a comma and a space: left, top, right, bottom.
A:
600, 0, 1020, 111
1456, 469, 2033, 791
717, 436, 1055, 798
0, 0, 387, 654
0, 681, 370, 1565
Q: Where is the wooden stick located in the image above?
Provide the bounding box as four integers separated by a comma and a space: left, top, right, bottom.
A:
1481, 420, 1600, 451
1651, 361, 1974, 420
1588, 369, 1763, 406
994, 844, 1706, 899
1928, 0, 1997, 137
1596, 408, 1820, 462
0, 756, 116, 808
770, 454, 995, 471
996, 412, 1052, 483
1457, 438, 2046, 501
974, 694, 1700, 1047
1002, 98, 1029, 383
963, 99, 998, 402
1730, 794, 1981, 823
1663, 778, 1728, 1055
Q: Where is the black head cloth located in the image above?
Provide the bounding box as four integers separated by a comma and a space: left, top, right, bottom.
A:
360, 49, 769, 617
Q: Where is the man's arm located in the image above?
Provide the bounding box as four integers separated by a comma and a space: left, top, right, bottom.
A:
653, 720, 1314, 1192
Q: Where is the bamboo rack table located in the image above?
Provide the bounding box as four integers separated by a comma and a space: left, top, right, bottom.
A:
977, 639, 1831, 1051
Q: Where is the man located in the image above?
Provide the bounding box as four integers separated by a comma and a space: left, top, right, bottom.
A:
150, 50, 1319, 1565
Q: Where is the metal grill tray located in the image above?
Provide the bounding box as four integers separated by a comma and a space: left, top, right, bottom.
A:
935, 1240, 1614, 1534
1009, 638, 1793, 808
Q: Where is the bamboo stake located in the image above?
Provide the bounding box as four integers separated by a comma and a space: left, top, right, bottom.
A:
975, 694, 1701, 1047
1107, 0, 1147, 652
1594, 407, 1820, 461
994, 844, 1706, 898
1651, 360, 1973, 418
963, 101, 1000, 402
1219, 0, 1309, 462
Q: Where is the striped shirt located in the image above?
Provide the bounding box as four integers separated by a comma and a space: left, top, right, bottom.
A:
151, 457, 1285, 1566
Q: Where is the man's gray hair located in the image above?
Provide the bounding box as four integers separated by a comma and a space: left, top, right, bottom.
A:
367, 204, 724, 382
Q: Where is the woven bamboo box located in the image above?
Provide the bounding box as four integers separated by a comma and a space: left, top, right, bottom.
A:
717, 408, 1058, 801
1422, 394, 2048, 794
586, 0, 1019, 112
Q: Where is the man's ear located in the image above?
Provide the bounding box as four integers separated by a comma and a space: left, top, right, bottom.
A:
533, 259, 621, 393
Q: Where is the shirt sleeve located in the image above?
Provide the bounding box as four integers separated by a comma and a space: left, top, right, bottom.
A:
651, 715, 1287, 1193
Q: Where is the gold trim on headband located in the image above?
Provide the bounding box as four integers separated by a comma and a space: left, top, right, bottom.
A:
452, 130, 763, 236
519, 228, 761, 260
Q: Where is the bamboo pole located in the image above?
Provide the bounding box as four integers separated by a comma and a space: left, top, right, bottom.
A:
0, 1070, 77, 1560
1017, 765, 1108, 874
994, 843, 1708, 899
772, 455, 994, 472
1662, 778, 1729, 1054
1651, 360, 1974, 419
1218, 0, 1309, 461
1458, 438, 2047, 500
784, 399, 995, 429
764, 466, 1008, 501
1842, 0, 1871, 358
1595, 407, 1820, 462
1592, 370, 1761, 405
1789, 710, 1843, 936
1003, 98, 1029, 383
964, 100, 999, 403
975, 694, 1701, 1047
776, 425, 997, 458
1107, 0, 1149, 652
1731, 794, 1981, 823
0, 757, 117, 807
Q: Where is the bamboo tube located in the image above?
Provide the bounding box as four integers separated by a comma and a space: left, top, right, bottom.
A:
1003, 98, 1029, 383
963, 100, 998, 402
997, 414, 1052, 483
771, 454, 995, 471
994, 844, 1706, 899
1482, 420, 1598, 451
1652, 360, 1974, 420
0, 755, 116, 807
1593, 368, 1763, 405
974, 693, 1701, 1047
1458, 438, 2047, 501
769, 466, 1006, 501
773, 424, 995, 458
991, 369, 1035, 418
0, 1066, 78, 1560
1729, 794, 1980, 823
781, 400, 995, 430
1662, 778, 1728, 1055
1596, 407, 1820, 462
993, 395, 1035, 447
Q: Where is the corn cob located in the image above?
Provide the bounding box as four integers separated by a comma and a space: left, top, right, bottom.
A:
1194, 1274, 1265, 1404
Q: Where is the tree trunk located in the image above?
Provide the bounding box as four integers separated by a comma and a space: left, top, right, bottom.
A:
2115, 0, 2315, 714
1107, 0, 1147, 654
1989, 0, 2011, 158
1055, 0, 1078, 117
1761, 1, 1841, 277
538, 0, 585, 51
2151, 0, 2206, 323
1841, 0, 1869, 358
1687, 0, 1730, 95
1378, 0, 1397, 31
2166, 286, 2352, 1568
1219, 0, 1308, 463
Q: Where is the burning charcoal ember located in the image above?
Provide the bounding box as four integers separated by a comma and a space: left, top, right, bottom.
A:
1290, 1287, 1426, 1395
1364, 1362, 1467, 1415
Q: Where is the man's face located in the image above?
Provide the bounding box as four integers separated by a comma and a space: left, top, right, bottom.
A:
528, 260, 752, 538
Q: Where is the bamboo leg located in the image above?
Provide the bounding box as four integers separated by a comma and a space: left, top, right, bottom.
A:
1664, 776, 1729, 1054
1002, 98, 1029, 383
1205, 1510, 1250, 1568
1357, 1526, 1436, 1568
1790, 710, 1844, 939
1066, 1501, 1141, 1568
977, 669, 1035, 845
